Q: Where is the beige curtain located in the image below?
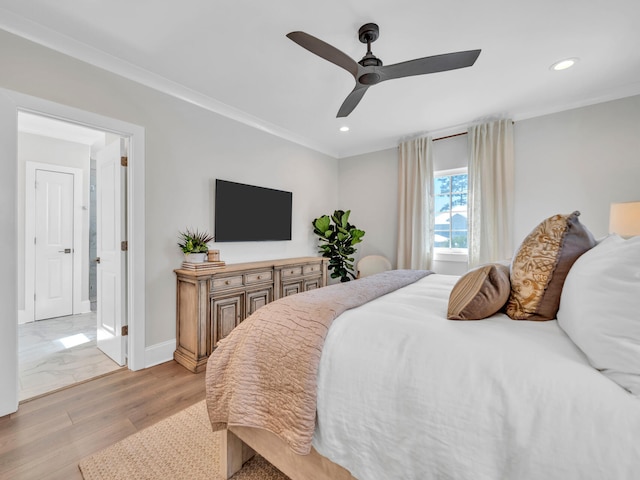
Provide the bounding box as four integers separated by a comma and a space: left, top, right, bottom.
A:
467, 119, 515, 267
397, 136, 434, 270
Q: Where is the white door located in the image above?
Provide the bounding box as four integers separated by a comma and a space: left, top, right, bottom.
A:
96, 138, 127, 366
34, 170, 74, 320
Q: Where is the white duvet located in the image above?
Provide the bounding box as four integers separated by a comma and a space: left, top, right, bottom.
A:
312, 274, 640, 480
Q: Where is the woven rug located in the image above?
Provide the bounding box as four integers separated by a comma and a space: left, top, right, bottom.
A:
78, 400, 289, 480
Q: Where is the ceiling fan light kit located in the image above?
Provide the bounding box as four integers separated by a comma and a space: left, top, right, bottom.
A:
287, 23, 481, 117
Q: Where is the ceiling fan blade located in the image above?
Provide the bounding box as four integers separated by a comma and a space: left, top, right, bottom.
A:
380, 49, 481, 81
287, 31, 359, 78
337, 85, 369, 117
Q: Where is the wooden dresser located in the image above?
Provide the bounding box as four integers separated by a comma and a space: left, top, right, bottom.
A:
174, 256, 329, 372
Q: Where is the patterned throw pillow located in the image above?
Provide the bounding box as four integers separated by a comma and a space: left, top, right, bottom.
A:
448, 263, 511, 320
506, 211, 596, 321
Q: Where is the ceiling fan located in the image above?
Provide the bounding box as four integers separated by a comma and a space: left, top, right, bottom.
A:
287, 23, 481, 117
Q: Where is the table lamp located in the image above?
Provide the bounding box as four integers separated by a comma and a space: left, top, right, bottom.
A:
609, 201, 640, 238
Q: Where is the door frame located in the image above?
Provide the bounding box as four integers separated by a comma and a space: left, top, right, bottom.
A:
0, 87, 146, 416
24, 162, 86, 324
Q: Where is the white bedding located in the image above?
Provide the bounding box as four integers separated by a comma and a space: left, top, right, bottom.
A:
312, 274, 640, 480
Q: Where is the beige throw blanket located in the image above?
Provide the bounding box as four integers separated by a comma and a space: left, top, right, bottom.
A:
206, 269, 431, 455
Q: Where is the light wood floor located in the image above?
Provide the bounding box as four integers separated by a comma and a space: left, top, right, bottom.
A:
0, 360, 206, 480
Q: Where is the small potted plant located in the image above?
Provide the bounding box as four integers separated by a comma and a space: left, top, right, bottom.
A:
178, 228, 214, 263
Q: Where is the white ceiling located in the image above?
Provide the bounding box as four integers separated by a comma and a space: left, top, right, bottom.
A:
18, 112, 106, 147
2, 0, 639, 158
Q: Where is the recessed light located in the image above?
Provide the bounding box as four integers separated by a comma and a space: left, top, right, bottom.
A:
339, 126, 350, 132
550, 58, 579, 71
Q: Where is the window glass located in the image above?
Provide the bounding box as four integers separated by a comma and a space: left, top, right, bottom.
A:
433, 172, 468, 251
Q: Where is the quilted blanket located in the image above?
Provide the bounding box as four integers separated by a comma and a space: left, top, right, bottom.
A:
205, 269, 431, 455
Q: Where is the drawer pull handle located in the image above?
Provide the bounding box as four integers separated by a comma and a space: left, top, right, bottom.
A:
257, 275, 262, 280
225, 280, 229, 285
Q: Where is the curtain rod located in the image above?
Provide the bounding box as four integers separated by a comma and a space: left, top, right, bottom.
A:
433, 131, 467, 142
433, 121, 515, 142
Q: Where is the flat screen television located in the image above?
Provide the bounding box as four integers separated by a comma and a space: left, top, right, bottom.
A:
214, 179, 292, 242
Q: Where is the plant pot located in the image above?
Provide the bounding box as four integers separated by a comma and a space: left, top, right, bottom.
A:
184, 252, 207, 263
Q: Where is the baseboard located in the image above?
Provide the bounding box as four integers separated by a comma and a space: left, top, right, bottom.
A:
78, 300, 92, 314
18, 309, 29, 325
145, 339, 176, 368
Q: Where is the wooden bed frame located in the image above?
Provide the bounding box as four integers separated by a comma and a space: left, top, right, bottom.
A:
219, 426, 356, 480
211, 271, 432, 479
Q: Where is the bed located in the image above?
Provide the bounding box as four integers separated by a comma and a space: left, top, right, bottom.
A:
205, 213, 640, 480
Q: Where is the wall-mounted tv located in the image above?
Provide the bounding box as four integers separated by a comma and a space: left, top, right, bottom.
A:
214, 179, 292, 242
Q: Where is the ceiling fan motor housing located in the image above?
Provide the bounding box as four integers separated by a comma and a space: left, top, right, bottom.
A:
359, 72, 381, 85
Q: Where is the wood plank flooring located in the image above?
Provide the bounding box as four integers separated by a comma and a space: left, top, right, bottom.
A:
0, 360, 206, 480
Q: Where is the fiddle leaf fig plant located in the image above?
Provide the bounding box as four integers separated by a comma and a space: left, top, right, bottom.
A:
312, 209, 365, 282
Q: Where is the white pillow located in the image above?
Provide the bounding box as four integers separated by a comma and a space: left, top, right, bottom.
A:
557, 234, 640, 395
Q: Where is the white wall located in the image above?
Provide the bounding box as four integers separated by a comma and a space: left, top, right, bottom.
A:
339, 94, 640, 274
432, 134, 468, 172
338, 147, 398, 269
0, 30, 339, 353
0, 89, 19, 415
513, 95, 640, 241
17, 132, 92, 315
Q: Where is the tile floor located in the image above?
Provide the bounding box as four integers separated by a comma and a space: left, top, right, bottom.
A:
18, 312, 123, 401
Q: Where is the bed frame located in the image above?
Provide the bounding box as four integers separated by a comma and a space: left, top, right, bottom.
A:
219, 426, 356, 480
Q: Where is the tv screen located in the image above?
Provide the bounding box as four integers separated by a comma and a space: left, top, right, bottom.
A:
214, 179, 292, 242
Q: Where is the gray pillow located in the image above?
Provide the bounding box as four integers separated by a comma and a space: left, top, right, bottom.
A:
448, 263, 511, 320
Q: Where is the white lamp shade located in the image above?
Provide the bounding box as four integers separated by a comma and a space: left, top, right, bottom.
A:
609, 202, 640, 237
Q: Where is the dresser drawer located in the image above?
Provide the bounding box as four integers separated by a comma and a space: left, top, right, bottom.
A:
245, 270, 273, 285
212, 275, 243, 290
303, 263, 321, 276
281, 266, 303, 278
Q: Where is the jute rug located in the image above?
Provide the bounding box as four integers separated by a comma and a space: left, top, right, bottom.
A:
78, 400, 289, 480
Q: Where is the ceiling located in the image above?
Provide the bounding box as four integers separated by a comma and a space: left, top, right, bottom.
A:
18, 112, 106, 148
2, 0, 639, 158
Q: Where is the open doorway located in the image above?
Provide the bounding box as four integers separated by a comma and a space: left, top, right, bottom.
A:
18, 112, 126, 400
0, 88, 146, 416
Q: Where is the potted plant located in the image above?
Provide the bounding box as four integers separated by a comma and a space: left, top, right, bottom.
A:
178, 228, 214, 263
312, 210, 365, 282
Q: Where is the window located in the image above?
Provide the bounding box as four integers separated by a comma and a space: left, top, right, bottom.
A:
434, 169, 468, 252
